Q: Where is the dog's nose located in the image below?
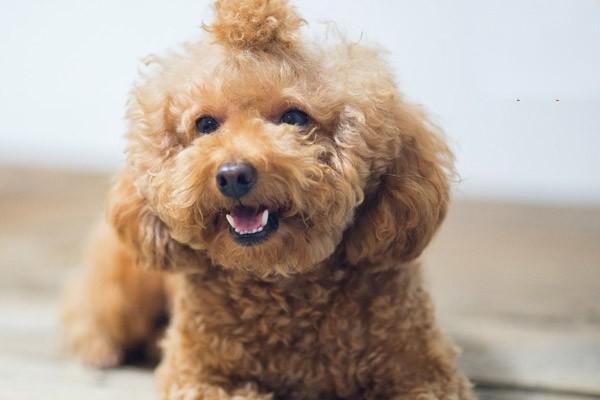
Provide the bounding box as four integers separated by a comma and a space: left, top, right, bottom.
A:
215, 162, 257, 199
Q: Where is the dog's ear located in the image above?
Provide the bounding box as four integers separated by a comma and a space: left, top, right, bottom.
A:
343, 103, 453, 266
107, 171, 209, 272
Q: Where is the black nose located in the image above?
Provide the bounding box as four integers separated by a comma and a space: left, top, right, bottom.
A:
215, 162, 257, 199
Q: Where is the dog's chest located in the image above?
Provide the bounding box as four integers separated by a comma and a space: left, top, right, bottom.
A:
186, 272, 377, 398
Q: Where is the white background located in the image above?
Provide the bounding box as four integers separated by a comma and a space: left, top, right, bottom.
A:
1, 0, 599, 204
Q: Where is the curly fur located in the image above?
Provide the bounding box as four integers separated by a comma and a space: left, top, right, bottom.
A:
205, 0, 305, 51
62, 1, 475, 399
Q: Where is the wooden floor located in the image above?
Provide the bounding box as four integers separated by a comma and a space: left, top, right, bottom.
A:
0, 166, 599, 400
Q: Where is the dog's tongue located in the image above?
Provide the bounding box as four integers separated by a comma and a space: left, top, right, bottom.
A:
231, 206, 263, 231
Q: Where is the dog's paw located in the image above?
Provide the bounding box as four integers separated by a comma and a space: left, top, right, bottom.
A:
77, 333, 123, 368
64, 322, 123, 368
62, 310, 124, 368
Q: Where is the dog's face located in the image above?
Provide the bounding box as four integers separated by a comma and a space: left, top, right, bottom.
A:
112, 0, 453, 276
126, 46, 367, 275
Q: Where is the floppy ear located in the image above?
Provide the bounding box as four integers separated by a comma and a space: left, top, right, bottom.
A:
107, 171, 209, 272
343, 104, 453, 266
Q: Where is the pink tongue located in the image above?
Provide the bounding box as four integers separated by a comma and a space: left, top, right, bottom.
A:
231, 207, 263, 231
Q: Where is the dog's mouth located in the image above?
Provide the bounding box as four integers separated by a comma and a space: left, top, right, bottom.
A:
225, 205, 279, 246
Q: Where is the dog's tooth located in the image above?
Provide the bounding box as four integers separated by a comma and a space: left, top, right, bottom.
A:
261, 209, 269, 226
226, 214, 235, 228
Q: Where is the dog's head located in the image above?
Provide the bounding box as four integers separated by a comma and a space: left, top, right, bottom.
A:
110, 0, 453, 276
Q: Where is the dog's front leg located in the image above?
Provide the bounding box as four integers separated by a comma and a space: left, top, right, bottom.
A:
364, 371, 476, 400
156, 344, 273, 400
157, 380, 272, 400
156, 368, 272, 400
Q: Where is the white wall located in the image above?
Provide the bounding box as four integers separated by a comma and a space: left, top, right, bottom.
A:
1, 0, 599, 204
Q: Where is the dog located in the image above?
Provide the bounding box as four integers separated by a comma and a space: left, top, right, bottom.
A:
62, 0, 476, 398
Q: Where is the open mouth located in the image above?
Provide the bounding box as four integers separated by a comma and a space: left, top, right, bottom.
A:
225, 206, 279, 246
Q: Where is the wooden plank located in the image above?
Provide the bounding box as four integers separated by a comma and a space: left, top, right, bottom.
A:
0, 355, 156, 400
0, 166, 110, 295
0, 294, 155, 400
425, 200, 600, 395
477, 386, 597, 400
451, 318, 600, 395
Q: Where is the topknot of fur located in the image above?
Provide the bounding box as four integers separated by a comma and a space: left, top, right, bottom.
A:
205, 0, 305, 51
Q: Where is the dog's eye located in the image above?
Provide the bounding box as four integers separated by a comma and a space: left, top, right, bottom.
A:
195, 116, 220, 134
279, 109, 309, 126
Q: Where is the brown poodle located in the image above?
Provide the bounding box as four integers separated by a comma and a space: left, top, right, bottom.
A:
62, 1, 476, 398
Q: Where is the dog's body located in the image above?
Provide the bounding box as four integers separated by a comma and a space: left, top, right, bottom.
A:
62, 1, 475, 398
